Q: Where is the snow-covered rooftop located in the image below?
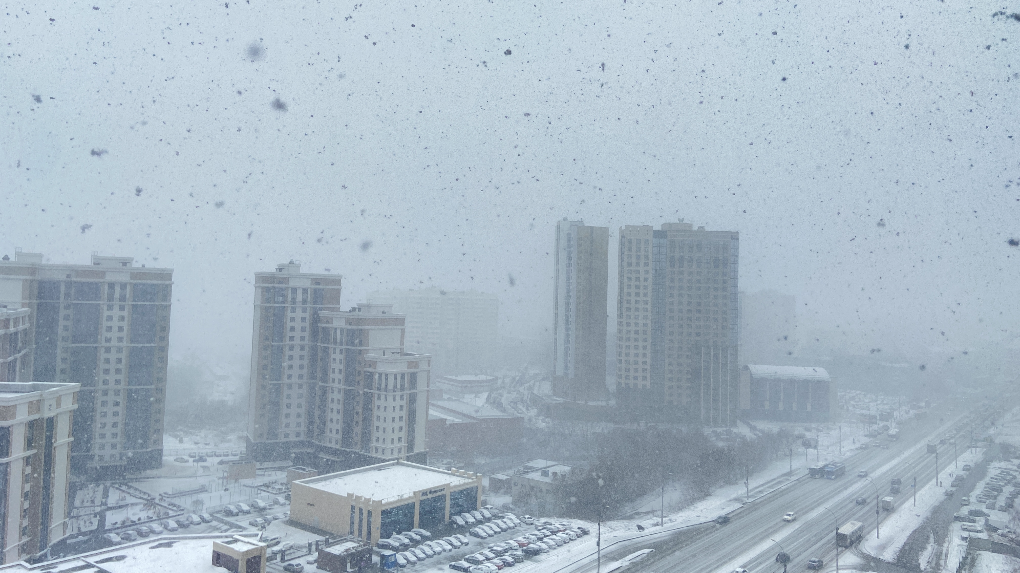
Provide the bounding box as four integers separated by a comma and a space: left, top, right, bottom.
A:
296, 461, 477, 503
0, 534, 261, 573
746, 365, 830, 382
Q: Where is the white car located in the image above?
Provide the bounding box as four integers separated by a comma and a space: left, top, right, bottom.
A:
783, 512, 796, 522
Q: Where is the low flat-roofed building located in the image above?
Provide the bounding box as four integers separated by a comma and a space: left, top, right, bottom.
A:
426, 398, 523, 454
0, 533, 264, 572
291, 460, 481, 544
511, 462, 572, 514
739, 365, 837, 422
434, 375, 497, 396
317, 538, 372, 573
212, 535, 267, 573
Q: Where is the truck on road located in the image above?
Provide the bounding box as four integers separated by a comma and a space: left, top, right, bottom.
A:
890, 478, 902, 494
809, 464, 827, 479
825, 463, 846, 479
836, 521, 864, 547
882, 496, 895, 511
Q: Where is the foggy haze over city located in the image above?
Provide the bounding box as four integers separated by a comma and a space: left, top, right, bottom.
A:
4, 0, 1017, 369
2, 0, 1020, 571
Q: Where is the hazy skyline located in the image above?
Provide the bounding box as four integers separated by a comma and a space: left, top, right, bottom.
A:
3, 0, 1017, 374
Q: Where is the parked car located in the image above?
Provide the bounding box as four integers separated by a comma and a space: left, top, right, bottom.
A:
961, 523, 984, 533
452, 516, 467, 527
399, 552, 417, 565
162, 520, 179, 532
450, 562, 472, 572
283, 564, 304, 573
120, 530, 138, 542
199, 513, 213, 523
252, 500, 269, 511
465, 554, 486, 565
103, 533, 122, 544
274, 497, 287, 506
471, 511, 484, 521
395, 553, 408, 568
445, 536, 463, 548
410, 548, 427, 561
413, 528, 432, 539
963, 464, 973, 471
135, 525, 151, 537
418, 544, 435, 558
378, 539, 400, 551
237, 503, 252, 514
149, 523, 164, 535
402, 531, 422, 543
480, 509, 493, 520
188, 514, 202, 526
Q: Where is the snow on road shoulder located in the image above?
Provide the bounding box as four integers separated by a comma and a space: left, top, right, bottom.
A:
860, 448, 982, 562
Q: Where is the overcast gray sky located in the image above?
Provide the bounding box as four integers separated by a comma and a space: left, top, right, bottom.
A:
2, 0, 1017, 370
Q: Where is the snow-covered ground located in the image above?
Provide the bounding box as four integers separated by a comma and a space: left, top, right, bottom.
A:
972, 550, 1020, 573
860, 447, 983, 561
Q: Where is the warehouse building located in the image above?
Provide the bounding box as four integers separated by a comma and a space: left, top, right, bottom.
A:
291, 461, 481, 543
738, 365, 836, 422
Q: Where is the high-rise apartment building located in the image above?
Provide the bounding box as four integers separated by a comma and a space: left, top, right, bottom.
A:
0, 307, 31, 382
616, 222, 739, 425
309, 305, 430, 469
246, 262, 343, 462
552, 219, 609, 402
0, 382, 79, 564
0, 252, 172, 477
366, 289, 497, 376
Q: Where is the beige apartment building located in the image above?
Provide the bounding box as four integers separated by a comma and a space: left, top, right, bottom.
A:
616, 222, 740, 425
0, 382, 79, 564
245, 262, 343, 462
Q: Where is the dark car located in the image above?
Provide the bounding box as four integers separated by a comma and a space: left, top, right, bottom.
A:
807, 558, 824, 570
855, 497, 868, 505
450, 562, 473, 572
715, 515, 731, 524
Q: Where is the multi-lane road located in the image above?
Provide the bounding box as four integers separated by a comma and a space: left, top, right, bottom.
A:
595, 403, 993, 573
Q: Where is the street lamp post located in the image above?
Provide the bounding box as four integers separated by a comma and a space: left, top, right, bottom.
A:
770, 538, 791, 573
822, 506, 840, 573
864, 477, 881, 538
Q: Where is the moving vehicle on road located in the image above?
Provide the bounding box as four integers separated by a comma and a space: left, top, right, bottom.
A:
882, 496, 895, 511
825, 463, 846, 479
836, 521, 864, 547
807, 558, 824, 570
857, 470, 868, 478
782, 512, 796, 522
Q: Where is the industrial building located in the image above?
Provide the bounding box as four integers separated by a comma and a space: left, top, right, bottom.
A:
290, 461, 481, 543
739, 365, 836, 422
0, 382, 79, 564
0, 252, 172, 477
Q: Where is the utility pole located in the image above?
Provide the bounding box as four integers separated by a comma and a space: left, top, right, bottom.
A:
935, 449, 940, 487
816, 432, 820, 462
745, 466, 750, 503
789, 447, 793, 474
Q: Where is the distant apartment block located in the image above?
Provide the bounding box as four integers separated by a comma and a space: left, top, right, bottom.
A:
366, 289, 497, 376
0, 252, 172, 477
552, 219, 609, 402
0, 382, 79, 564
245, 262, 343, 462
246, 265, 433, 471
0, 307, 30, 382
616, 222, 739, 425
